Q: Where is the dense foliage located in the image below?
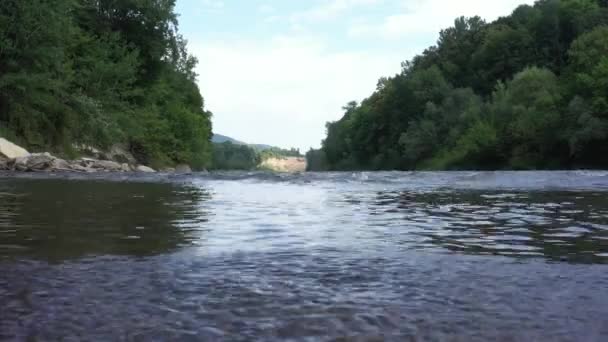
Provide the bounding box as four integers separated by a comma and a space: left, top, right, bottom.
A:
258, 147, 302, 159
211, 142, 302, 170
305, 148, 328, 171
312, 0, 608, 171
211, 142, 259, 170
0, 0, 212, 169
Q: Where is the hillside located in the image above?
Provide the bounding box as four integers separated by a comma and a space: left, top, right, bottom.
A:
211, 133, 303, 171
212, 134, 275, 151
312, 0, 608, 171
211, 134, 247, 145
0, 1, 212, 170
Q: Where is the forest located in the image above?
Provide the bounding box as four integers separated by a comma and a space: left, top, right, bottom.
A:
212, 142, 302, 170
309, 0, 608, 171
0, 0, 212, 170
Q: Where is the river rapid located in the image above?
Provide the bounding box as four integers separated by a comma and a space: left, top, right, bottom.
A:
1, 171, 608, 341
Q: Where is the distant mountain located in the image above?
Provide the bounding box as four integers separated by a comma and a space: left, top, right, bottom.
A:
211, 134, 246, 145
212, 134, 303, 157
212, 134, 274, 151
250, 144, 274, 151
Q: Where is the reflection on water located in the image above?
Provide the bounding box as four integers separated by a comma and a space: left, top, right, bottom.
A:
0, 180, 210, 260
367, 190, 608, 263
1, 173, 608, 340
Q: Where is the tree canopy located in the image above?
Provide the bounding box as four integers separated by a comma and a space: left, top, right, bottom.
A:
311, 0, 608, 171
0, 0, 212, 169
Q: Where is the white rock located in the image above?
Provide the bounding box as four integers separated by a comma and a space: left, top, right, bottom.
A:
13, 153, 55, 171
74, 144, 105, 159
135, 165, 156, 173
91, 160, 123, 171
78, 157, 96, 167
70, 164, 94, 173
50, 158, 72, 170
0, 138, 30, 159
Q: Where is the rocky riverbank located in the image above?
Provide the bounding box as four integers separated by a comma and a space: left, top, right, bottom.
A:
0, 138, 192, 173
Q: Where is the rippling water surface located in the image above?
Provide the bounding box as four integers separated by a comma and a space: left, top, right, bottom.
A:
1, 171, 608, 341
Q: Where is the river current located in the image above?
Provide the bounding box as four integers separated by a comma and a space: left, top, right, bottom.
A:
1, 171, 607, 341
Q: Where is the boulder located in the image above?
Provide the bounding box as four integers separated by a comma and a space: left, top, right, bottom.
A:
74, 144, 105, 160
109, 144, 137, 165
175, 164, 192, 173
0, 138, 29, 159
78, 157, 96, 165
161, 167, 176, 173
12, 153, 55, 172
75, 158, 94, 170
50, 158, 72, 171
90, 160, 123, 172
135, 165, 156, 173
71, 158, 129, 172
69, 164, 94, 173
0, 157, 8, 170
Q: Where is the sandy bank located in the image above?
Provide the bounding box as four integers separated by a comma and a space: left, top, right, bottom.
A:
259, 157, 307, 173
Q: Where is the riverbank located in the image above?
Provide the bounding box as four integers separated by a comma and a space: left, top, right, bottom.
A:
0, 138, 192, 174
259, 157, 306, 173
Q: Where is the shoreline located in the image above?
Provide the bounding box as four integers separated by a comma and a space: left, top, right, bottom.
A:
0, 152, 162, 174
0, 138, 195, 174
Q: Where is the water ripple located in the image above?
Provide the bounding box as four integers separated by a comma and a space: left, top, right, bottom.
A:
1, 173, 608, 340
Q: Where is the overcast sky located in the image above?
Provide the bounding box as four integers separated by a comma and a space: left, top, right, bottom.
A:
175, 0, 535, 151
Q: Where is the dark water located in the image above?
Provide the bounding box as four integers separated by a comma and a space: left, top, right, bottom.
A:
1, 171, 608, 341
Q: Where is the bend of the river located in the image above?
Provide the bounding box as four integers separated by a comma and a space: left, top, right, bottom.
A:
1, 171, 607, 341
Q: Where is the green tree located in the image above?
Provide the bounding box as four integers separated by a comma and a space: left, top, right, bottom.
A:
490, 67, 564, 168
317, 0, 608, 171
472, 24, 535, 93
0, 0, 213, 169
305, 149, 328, 171
212, 142, 259, 170
566, 25, 608, 113
0, 0, 75, 148
564, 26, 608, 165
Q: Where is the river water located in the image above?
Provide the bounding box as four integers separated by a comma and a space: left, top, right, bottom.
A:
1, 171, 608, 341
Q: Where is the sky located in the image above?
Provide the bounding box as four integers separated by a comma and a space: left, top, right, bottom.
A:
175, 0, 535, 151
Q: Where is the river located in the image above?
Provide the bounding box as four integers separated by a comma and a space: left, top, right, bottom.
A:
1, 171, 607, 341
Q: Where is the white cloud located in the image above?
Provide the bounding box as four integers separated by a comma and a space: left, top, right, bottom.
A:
291, 0, 382, 22
349, 0, 535, 40
191, 35, 406, 150
183, 0, 539, 150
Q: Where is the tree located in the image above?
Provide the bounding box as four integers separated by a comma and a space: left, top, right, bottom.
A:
211, 142, 259, 170
0, 0, 213, 169
564, 25, 608, 165
0, 0, 75, 148
566, 25, 608, 113
315, 1, 608, 171
472, 24, 536, 93
491, 67, 564, 168
305, 149, 328, 171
